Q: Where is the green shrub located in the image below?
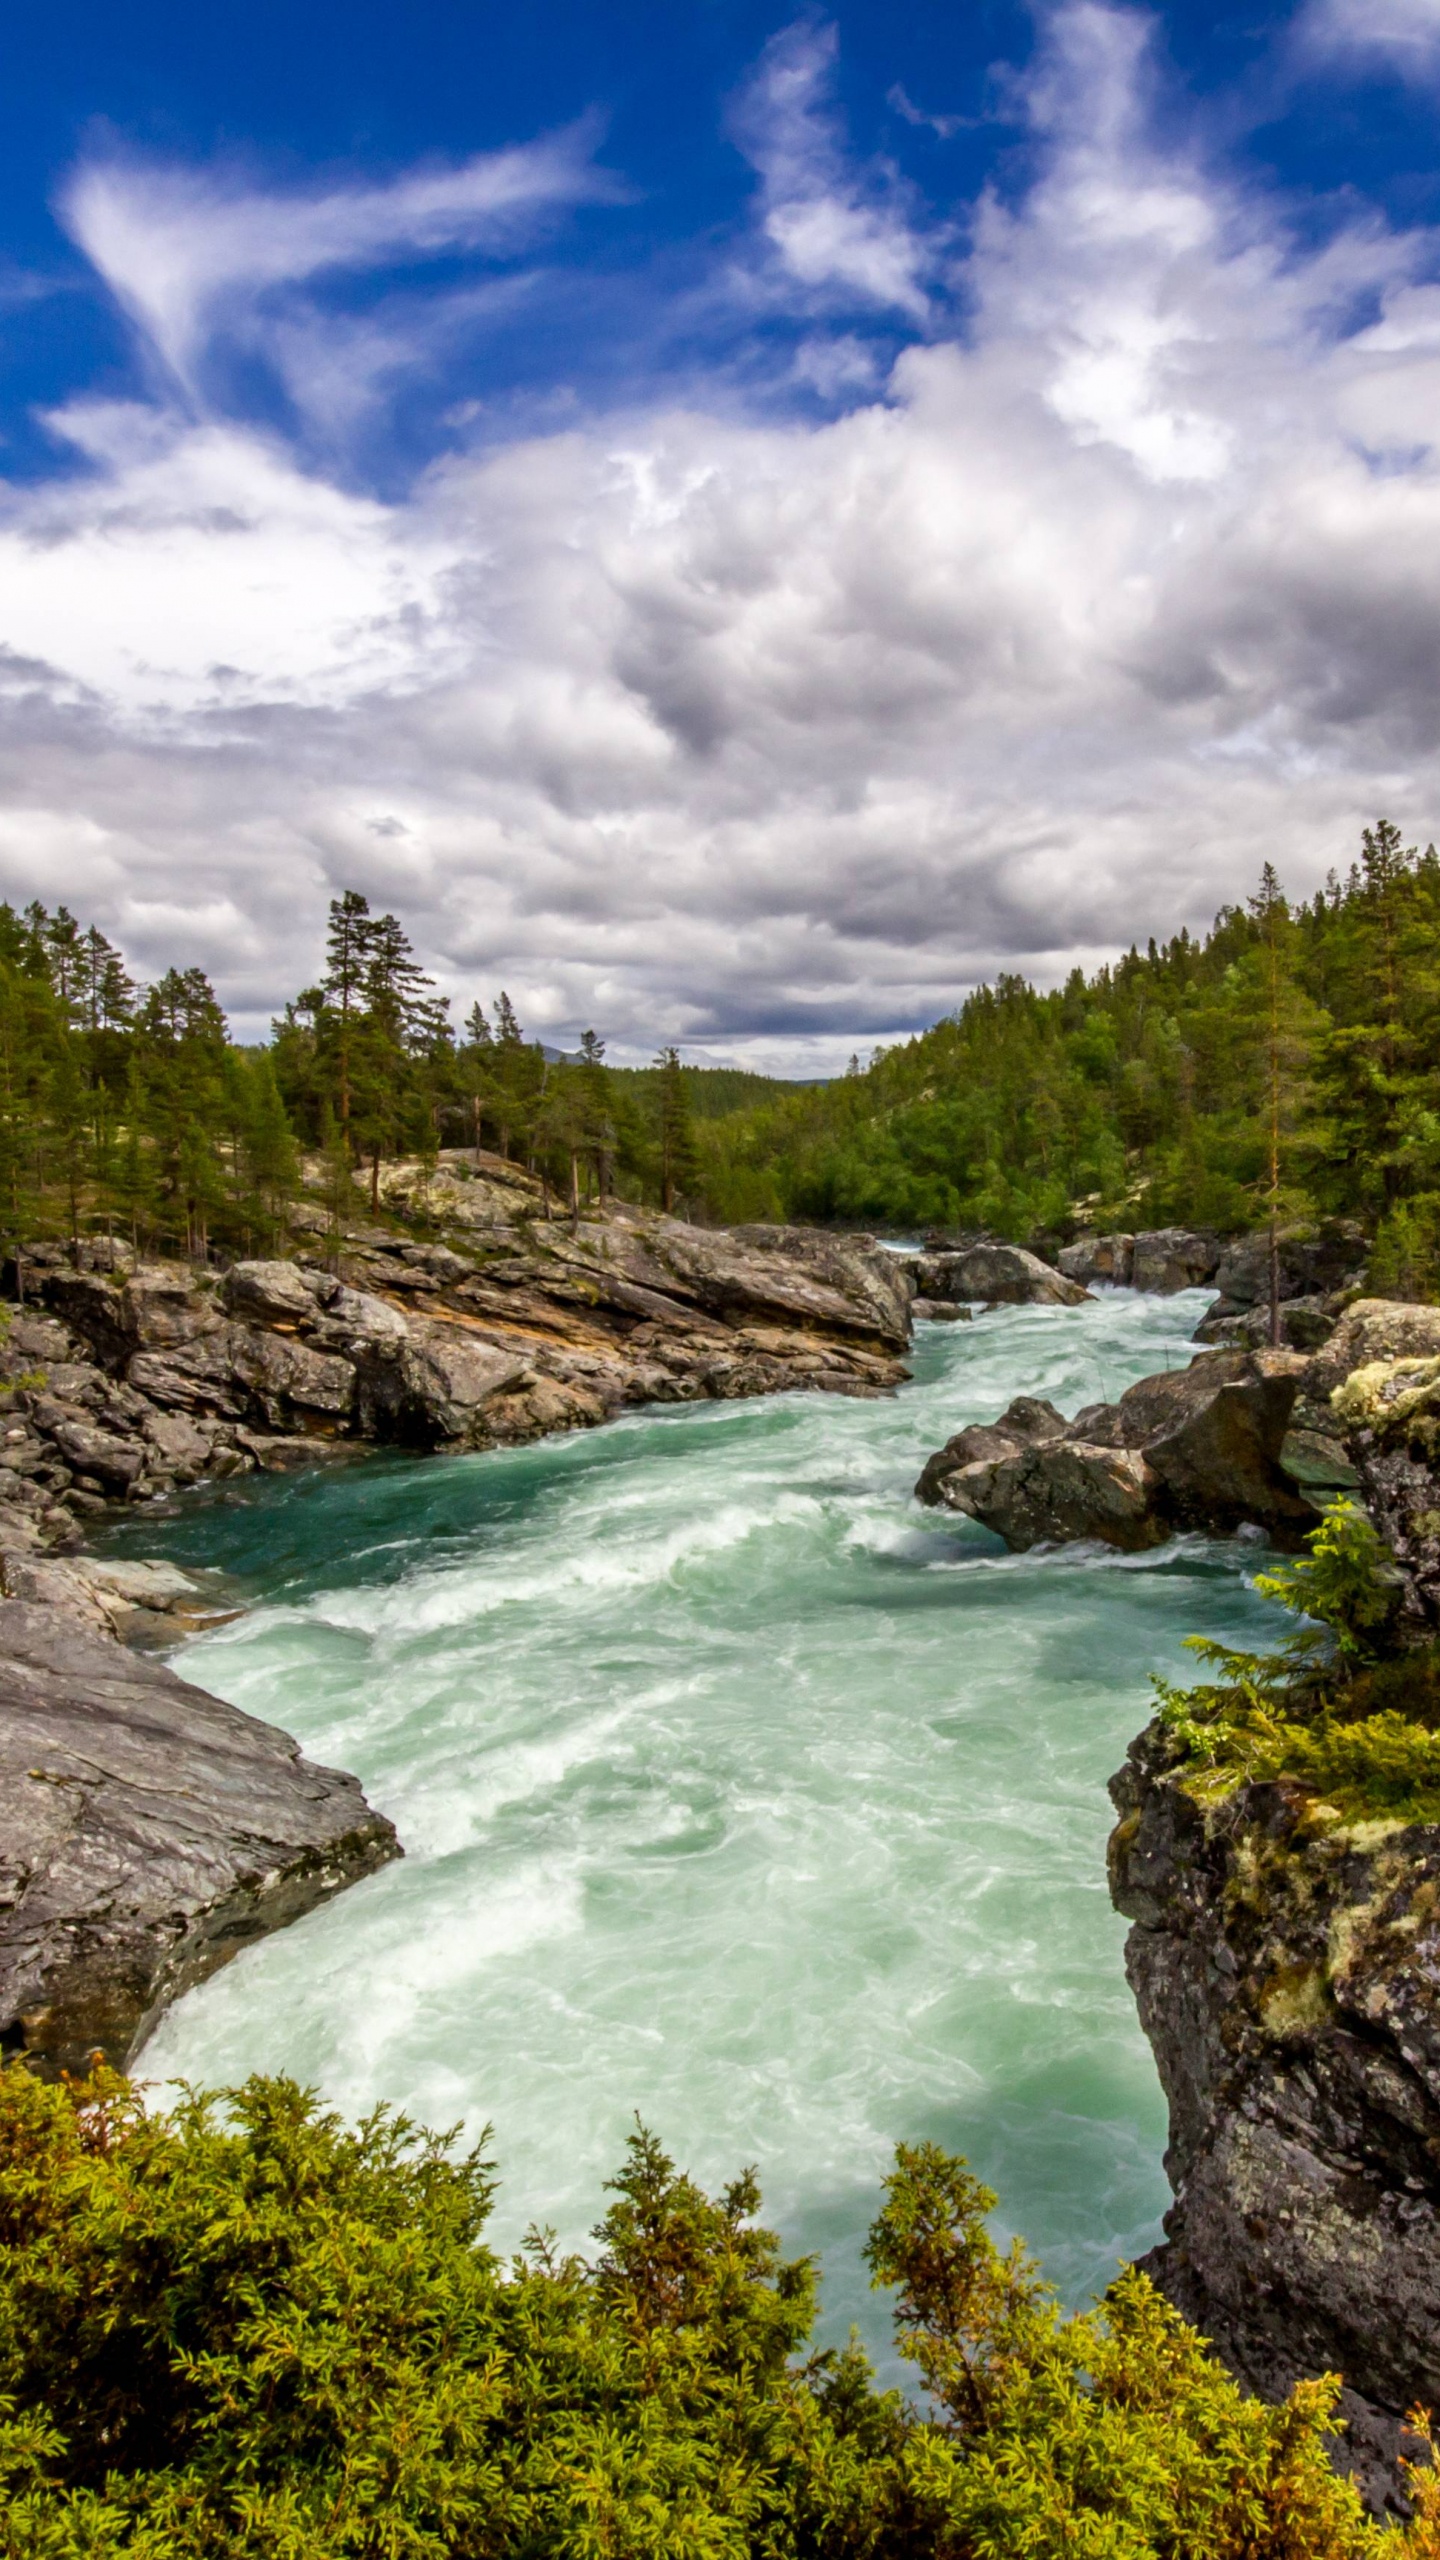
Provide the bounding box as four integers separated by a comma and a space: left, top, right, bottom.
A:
1, 2066, 1437, 2556
1153, 1500, 1440, 1818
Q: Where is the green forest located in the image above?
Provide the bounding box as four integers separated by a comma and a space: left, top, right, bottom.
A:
2, 820, 1438, 1281
695, 822, 1440, 1289
4, 2056, 1436, 2559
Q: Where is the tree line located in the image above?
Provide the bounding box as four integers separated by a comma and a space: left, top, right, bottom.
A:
0, 890, 709, 1262
696, 821, 1440, 1293
5, 821, 1438, 1278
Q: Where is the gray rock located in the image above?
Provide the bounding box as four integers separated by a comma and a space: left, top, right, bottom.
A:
0, 1599, 399, 2078
1058, 1232, 1134, 1286
354, 1322, 530, 1447
1130, 1229, 1223, 1293
219, 1258, 318, 1326
910, 1298, 972, 1322
914, 1244, 1090, 1307
1110, 1730, 1440, 2511
935, 1439, 1163, 1550
224, 1324, 357, 1424
122, 1264, 222, 1348
1209, 1223, 1368, 1313
916, 1349, 1313, 1546
47, 1418, 148, 1492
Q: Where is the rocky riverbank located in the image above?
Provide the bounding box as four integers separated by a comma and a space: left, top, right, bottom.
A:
0, 1186, 917, 2077
1108, 1721, 1440, 2515
915, 1288, 1440, 2501
0, 1175, 911, 1547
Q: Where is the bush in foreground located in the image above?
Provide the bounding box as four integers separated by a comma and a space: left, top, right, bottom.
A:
1, 2064, 1436, 2557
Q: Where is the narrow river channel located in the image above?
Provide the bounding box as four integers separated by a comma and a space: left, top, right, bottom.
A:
103, 1287, 1288, 2374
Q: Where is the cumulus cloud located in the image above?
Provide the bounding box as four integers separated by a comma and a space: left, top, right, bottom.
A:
5, 5, 1440, 1065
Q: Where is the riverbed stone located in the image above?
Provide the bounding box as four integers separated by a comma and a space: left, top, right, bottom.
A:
0, 1598, 399, 2079
913, 1243, 1090, 1307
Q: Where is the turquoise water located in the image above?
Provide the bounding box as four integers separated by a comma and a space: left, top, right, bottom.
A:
108, 1290, 1285, 2373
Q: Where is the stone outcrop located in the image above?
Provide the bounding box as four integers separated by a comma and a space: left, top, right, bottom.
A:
0, 1189, 912, 1533
1055, 1226, 1223, 1295
0, 1587, 398, 2078
911, 1242, 1090, 1308
916, 1347, 1317, 1549
1109, 1725, 1440, 2512
1191, 1225, 1369, 1352
1130, 1228, 1224, 1293
1058, 1232, 1134, 1287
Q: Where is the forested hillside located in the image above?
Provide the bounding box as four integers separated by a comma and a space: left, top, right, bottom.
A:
697, 823, 1440, 1292
0, 892, 780, 1260
1, 821, 1436, 1281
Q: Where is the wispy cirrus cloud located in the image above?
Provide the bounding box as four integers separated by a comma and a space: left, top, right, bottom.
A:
1295, 0, 1440, 76
60, 119, 619, 398
729, 20, 943, 321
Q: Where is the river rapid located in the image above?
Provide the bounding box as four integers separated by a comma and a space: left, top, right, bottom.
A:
106, 1287, 1288, 2373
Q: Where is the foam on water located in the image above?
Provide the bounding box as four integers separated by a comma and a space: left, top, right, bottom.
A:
106, 1289, 1288, 2374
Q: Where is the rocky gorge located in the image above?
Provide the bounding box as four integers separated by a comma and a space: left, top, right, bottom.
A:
11, 1181, 1440, 2512
0, 1170, 919, 2080
912, 1239, 1440, 2509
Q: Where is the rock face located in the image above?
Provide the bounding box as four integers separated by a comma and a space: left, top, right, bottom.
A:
1192, 1225, 1369, 1352
912, 1243, 1090, 1307
1130, 1229, 1224, 1293
1109, 1728, 1440, 2511
916, 1347, 1315, 1549
1058, 1232, 1134, 1287
0, 1194, 912, 1534
0, 1591, 398, 2078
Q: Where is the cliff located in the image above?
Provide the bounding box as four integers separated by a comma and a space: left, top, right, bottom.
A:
1108, 1727, 1440, 2512
0, 1577, 399, 2078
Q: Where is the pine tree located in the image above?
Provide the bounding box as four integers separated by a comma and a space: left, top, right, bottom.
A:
655, 1047, 698, 1215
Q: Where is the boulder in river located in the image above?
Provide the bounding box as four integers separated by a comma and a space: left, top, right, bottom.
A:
916, 1347, 1315, 1547
911, 1243, 1090, 1308
1129, 1229, 1223, 1293
0, 1591, 398, 2078
1057, 1232, 1134, 1286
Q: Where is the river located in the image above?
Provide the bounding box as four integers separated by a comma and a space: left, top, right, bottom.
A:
103, 1286, 1287, 2375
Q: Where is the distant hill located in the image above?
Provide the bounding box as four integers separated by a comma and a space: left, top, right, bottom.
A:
609, 1063, 822, 1120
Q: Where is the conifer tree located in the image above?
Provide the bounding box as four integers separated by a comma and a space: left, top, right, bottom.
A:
655, 1047, 698, 1215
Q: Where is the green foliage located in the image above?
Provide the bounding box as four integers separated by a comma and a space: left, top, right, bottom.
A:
1154, 1502, 1440, 1817
688, 826, 1440, 1239
1, 2065, 1435, 2558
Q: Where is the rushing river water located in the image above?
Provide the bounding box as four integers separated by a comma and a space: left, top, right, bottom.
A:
104, 1287, 1287, 2373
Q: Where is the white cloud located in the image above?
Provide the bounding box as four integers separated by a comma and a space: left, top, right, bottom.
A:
61, 122, 614, 394
729, 21, 940, 320
6, 7, 1440, 1065
1297, 0, 1440, 76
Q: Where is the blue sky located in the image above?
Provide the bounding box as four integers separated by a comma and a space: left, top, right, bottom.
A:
4, 0, 1440, 1061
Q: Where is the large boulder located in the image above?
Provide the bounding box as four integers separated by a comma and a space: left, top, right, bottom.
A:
353, 1320, 530, 1447
1110, 1729, 1440, 2508
1307, 1298, 1440, 1400
1058, 1233, 1134, 1286
932, 1438, 1163, 1552
219, 1258, 318, 1327
917, 1348, 1312, 1547
0, 1599, 399, 2077
1207, 1223, 1367, 1316
913, 1244, 1090, 1307
1130, 1229, 1223, 1293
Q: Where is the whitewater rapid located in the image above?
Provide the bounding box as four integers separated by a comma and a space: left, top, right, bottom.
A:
110, 1288, 1286, 2371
